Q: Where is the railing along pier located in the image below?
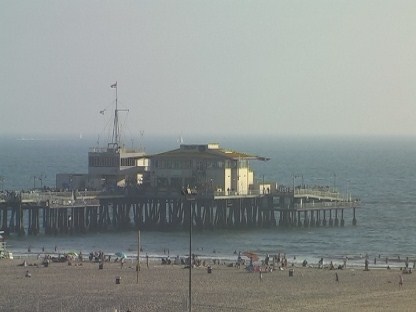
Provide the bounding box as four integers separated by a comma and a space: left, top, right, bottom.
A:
0, 186, 360, 235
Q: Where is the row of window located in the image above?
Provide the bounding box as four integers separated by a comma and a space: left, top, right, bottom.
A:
121, 158, 136, 167
89, 156, 119, 167
153, 159, 248, 170
88, 156, 249, 170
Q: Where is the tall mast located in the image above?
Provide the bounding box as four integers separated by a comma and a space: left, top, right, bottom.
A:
109, 82, 129, 149
111, 81, 119, 147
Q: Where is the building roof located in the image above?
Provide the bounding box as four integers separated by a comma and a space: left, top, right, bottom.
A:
151, 144, 270, 161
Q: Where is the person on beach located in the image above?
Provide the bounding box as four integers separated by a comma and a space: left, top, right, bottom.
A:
399, 274, 403, 288
364, 258, 369, 271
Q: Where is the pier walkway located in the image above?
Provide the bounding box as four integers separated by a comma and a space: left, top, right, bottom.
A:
0, 186, 360, 235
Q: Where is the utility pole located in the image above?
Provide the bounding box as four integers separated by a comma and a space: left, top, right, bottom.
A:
137, 225, 140, 283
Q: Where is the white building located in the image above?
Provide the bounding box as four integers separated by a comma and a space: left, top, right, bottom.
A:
88, 146, 149, 188
56, 146, 149, 191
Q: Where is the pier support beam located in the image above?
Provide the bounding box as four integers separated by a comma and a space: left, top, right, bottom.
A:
310, 211, 315, 227
328, 210, 333, 227
315, 210, 320, 227
303, 211, 309, 227
352, 208, 357, 226
334, 210, 339, 227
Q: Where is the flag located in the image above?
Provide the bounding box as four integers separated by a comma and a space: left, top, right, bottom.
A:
111, 82, 117, 88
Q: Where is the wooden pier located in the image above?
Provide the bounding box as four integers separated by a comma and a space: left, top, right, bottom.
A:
0, 187, 359, 235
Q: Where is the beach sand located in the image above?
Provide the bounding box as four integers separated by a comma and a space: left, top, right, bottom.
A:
0, 257, 415, 312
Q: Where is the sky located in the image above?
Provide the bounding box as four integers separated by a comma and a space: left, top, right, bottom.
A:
1, 0, 416, 140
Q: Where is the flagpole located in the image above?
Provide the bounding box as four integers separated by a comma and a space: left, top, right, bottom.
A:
115, 82, 118, 145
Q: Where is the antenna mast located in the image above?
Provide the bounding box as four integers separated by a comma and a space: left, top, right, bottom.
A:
109, 81, 128, 149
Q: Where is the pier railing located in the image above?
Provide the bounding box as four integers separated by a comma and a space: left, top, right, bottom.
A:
213, 189, 266, 197
5, 191, 118, 207
294, 200, 359, 210
294, 188, 344, 201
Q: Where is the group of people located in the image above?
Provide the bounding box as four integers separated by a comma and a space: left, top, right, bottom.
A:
241, 252, 290, 273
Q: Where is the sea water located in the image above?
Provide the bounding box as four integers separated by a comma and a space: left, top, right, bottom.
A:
1, 135, 416, 268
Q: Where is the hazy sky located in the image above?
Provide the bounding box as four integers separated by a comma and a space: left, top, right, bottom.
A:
1, 1, 416, 139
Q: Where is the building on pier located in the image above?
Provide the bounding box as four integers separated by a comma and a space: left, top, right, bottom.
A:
56, 148, 149, 191
87, 145, 149, 189
149, 143, 269, 196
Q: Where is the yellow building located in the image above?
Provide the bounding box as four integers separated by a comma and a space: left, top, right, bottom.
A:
150, 143, 268, 195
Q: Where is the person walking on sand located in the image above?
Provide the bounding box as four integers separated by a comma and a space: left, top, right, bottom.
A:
259, 269, 263, 282
399, 274, 403, 288
335, 272, 339, 283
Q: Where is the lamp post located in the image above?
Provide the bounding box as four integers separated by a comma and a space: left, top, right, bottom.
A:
181, 186, 197, 312
137, 226, 140, 283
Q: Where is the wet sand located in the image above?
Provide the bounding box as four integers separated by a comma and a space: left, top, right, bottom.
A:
0, 257, 415, 311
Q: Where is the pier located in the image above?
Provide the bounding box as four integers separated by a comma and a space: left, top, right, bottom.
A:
0, 186, 359, 235
275, 186, 359, 227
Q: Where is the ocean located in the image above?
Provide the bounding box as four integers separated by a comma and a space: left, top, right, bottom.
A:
1, 135, 416, 267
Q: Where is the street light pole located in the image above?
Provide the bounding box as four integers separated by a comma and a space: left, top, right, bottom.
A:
188, 197, 192, 312
181, 186, 197, 312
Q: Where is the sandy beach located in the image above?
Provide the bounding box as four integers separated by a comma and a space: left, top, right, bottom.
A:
1, 257, 416, 312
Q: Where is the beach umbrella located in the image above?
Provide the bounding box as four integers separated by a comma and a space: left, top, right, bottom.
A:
243, 251, 259, 262
115, 252, 126, 258
66, 251, 78, 258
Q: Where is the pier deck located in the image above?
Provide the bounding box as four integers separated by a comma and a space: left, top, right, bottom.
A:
0, 186, 360, 235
